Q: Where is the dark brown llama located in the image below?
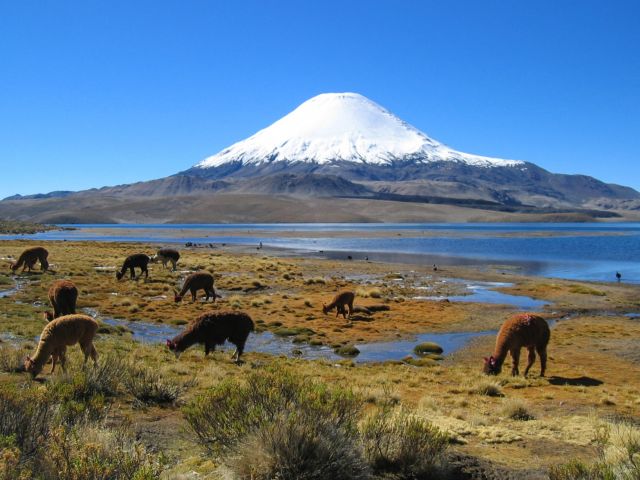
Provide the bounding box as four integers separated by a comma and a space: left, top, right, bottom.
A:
166, 311, 254, 363
10, 246, 49, 273
116, 253, 150, 280
44, 279, 78, 321
322, 290, 355, 320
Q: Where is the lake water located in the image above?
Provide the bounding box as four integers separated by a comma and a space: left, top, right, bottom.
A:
3, 222, 640, 283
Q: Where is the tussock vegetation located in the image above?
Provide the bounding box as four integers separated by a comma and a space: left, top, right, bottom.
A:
361, 401, 449, 478
356, 287, 383, 298
468, 379, 504, 397
123, 363, 192, 406
0, 343, 26, 373
0, 376, 164, 479
185, 366, 450, 479
550, 420, 640, 479
500, 398, 535, 421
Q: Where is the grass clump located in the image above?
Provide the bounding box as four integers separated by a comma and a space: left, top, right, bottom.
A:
0, 344, 26, 373
413, 342, 444, 356
122, 363, 189, 406
469, 379, 504, 397
335, 344, 360, 357
304, 277, 326, 285
184, 366, 368, 479
569, 284, 607, 296
500, 398, 535, 421
356, 287, 383, 299
550, 420, 640, 479
361, 399, 449, 478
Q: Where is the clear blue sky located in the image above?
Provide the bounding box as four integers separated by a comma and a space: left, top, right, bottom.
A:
1, 0, 638, 199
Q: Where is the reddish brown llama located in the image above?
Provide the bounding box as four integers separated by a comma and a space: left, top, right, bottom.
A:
322, 290, 355, 320
174, 272, 216, 302
483, 313, 550, 377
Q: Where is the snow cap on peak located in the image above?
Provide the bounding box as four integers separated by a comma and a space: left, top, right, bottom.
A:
196, 92, 524, 168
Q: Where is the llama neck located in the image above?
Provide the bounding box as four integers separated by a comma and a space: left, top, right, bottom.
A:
31, 339, 56, 372
491, 338, 510, 367
179, 280, 192, 297
173, 329, 198, 352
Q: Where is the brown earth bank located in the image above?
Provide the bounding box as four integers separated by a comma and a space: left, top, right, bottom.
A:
2, 193, 640, 223
1, 239, 639, 478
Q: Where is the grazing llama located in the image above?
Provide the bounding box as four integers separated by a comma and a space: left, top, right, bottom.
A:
483, 313, 550, 377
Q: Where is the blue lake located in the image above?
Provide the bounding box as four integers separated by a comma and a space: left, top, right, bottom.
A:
3, 222, 640, 283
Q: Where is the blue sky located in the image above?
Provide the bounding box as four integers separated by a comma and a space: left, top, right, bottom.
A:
1, 1, 638, 199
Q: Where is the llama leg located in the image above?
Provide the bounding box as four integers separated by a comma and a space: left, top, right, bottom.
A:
524, 347, 536, 377
130, 266, 135, 279
510, 348, 521, 376
59, 350, 67, 372
171, 259, 177, 271
50, 353, 57, 374
144, 266, 148, 278
191, 288, 197, 302
210, 288, 217, 303
537, 347, 547, 377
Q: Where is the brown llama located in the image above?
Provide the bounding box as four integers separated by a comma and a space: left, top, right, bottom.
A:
150, 248, 180, 271
116, 253, 150, 280
483, 313, 550, 377
322, 290, 355, 320
44, 279, 78, 321
10, 246, 49, 273
174, 272, 216, 302
24, 314, 98, 378
166, 311, 254, 363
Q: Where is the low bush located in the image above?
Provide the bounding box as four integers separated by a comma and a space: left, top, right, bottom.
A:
550, 420, 640, 479
361, 401, 449, 478
184, 366, 368, 479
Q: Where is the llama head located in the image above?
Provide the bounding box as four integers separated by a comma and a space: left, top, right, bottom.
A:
24, 356, 38, 377
173, 290, 182, 303
322, 303, 329, 315
43, 311, 54, 322
482, 356, 501, 375
115, 271, 124, 280
9, 262, 18, 272
166, 339, 181, 358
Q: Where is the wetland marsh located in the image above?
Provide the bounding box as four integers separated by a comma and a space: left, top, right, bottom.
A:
1, 235, 639, 479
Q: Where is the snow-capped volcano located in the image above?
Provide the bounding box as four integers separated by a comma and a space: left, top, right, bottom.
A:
195, 92, 524, 169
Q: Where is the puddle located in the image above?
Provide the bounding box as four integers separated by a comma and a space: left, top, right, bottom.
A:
416, 280, 547, 311
97, 315, 502, 363
624, 313, 640, 319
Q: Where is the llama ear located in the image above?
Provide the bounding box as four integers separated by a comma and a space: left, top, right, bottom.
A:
166, 339, 172, 348
483, 356, 490, 363
489, 356, 496, 365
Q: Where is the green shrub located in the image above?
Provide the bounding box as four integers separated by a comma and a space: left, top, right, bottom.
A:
550, 421, 640, 479
185, 366, 361, 453
50, 354, 126, 400
39, 425, 165, 480
0, 389, 53, 457
361, 402, 448, 478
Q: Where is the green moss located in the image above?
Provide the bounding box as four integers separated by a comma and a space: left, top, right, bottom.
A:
334, 344, 360, 357
413, 342, 444, 356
